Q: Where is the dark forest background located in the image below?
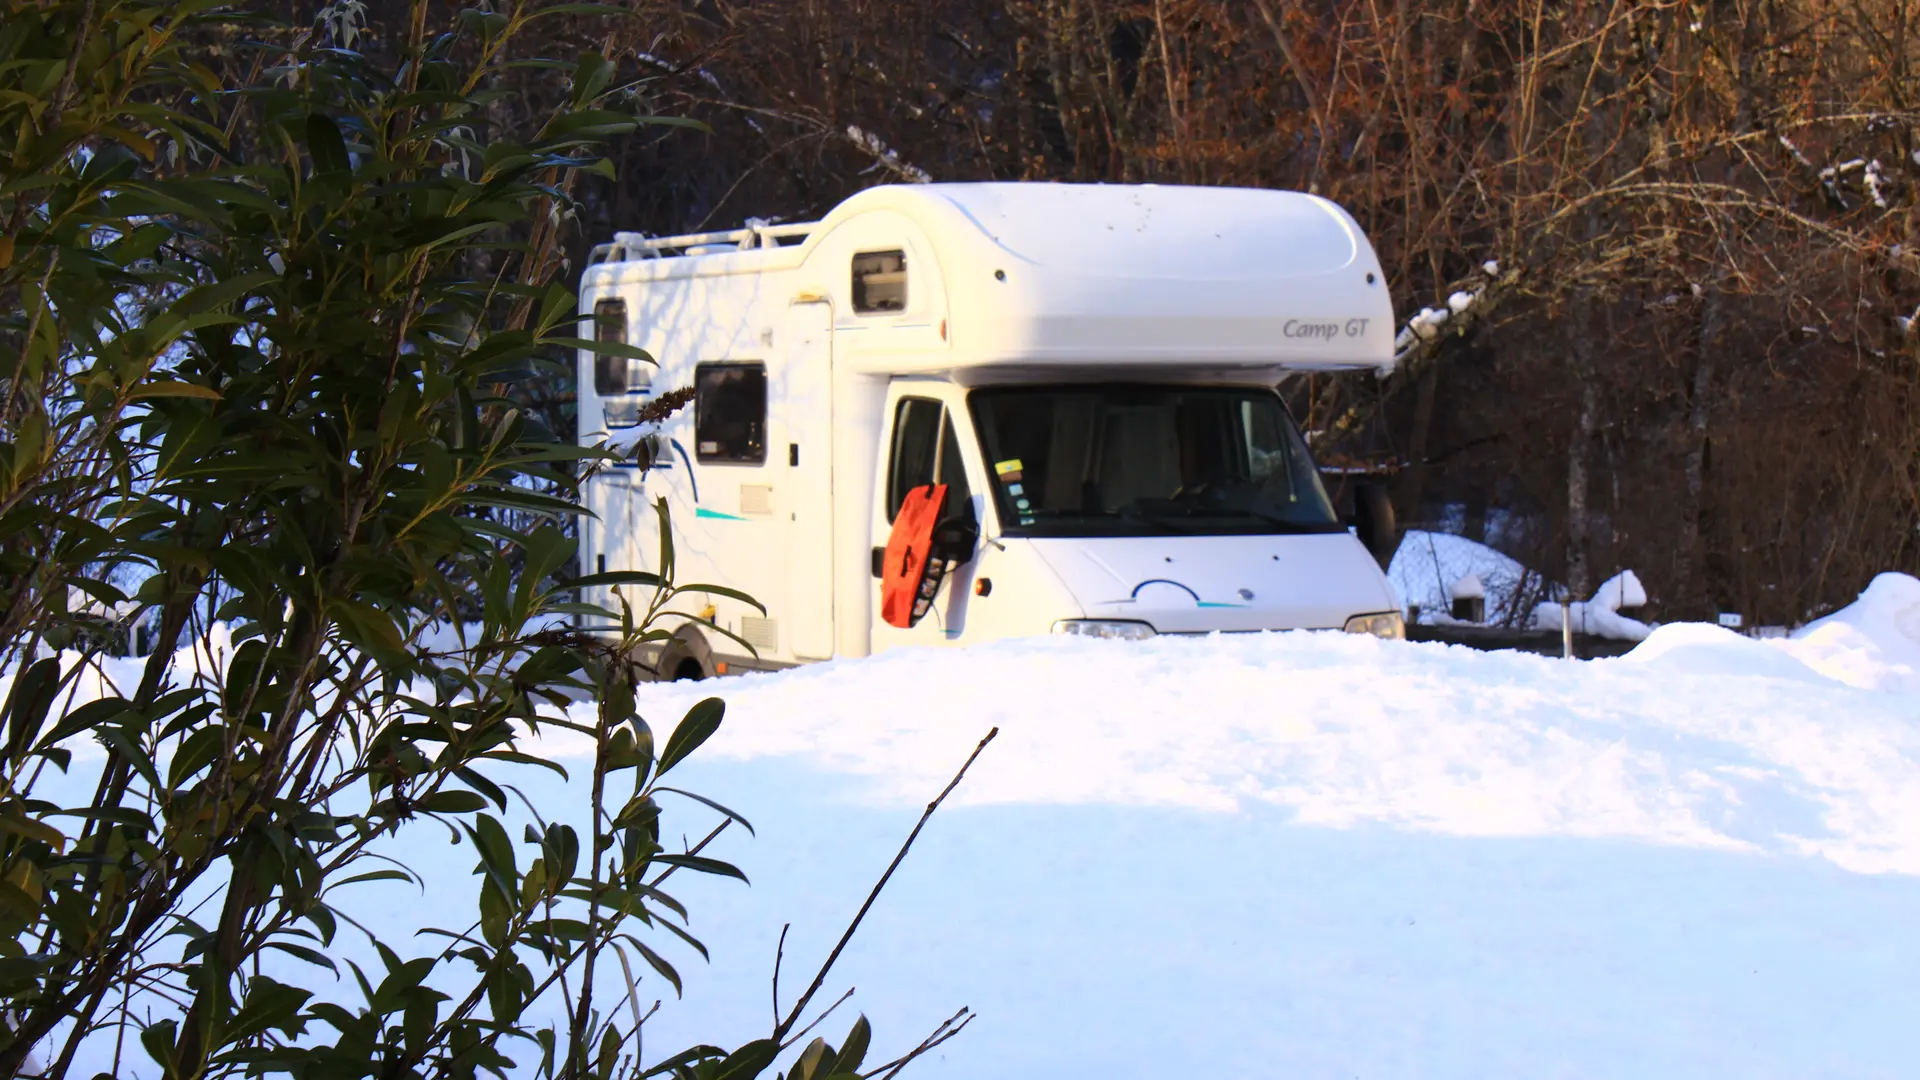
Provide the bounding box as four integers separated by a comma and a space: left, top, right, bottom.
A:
287, 0, 1920, 626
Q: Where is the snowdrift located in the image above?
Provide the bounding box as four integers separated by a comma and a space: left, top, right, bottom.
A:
596, 575, 1920, 876
10, 574, 1920, 1079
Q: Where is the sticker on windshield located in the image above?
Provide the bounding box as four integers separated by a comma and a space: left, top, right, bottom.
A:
1015, 497, 1031, 511
1007, 482, 1024, 496
994, 459, 1024, 484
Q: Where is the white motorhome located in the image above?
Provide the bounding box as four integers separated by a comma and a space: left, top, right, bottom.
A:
576, 182, 1404, 679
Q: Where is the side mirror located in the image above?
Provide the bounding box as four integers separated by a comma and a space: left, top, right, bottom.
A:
1352, 479, 1397, 570
930, 512, 979, 565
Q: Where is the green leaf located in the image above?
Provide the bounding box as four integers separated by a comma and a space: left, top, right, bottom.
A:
63, 575, 129, 610
638, 1044, 728, 1078
421, 790, 488, 815
305, 112, 351, 176
129, 381, 221, 400
140, 1018, 180, 1074
3, 657, 60, 761
306, 903, 338, 946
648, 853, 747, 884
633, 114, 714, 132
328, 597, 407, 659
792, 1038, 831, 1080
50, 805, 155, 829
652, 786, 754, 836
171, 270, 277, 316
569, 52, 614, 107
707, 1039, 780, 1080
34, 692, 126, 747
656, 697, 723, 776
166, 725, 225, 788
452, 765, 509, 811
548, 336, 657, 363
569, 570, 666, 590
671, 583, 768, 615
262, 941, 339, 973
97, 726, 162, 798
604, 726, 648, 772
323, 868, 418, 893
226, 975, 313, 1042
0, 810, 65, 849
836, 1015, 871, 1075
465, 813, 519, 892
475, 749, 569, 780
526, 3, 634, 20
627, 935, 684, 998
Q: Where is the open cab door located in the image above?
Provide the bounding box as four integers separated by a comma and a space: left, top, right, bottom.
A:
869, 382, 985, 653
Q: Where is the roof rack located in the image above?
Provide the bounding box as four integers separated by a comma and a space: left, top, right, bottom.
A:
588, 220, 818, 265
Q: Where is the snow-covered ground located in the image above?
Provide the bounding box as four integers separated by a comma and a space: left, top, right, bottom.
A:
13, 574, 1920, 1076
551, 574, 1920, 1076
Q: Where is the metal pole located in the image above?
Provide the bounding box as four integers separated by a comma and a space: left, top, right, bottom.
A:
1562, 586, 1574, 660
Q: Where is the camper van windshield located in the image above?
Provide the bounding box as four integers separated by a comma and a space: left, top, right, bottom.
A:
968, 384, 1342, 538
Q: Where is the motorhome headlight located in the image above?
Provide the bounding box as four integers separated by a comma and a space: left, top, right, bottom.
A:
1343, 612, 1406, 640
1051, 619, 1157, 641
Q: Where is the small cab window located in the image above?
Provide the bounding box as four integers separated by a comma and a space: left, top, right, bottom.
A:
852, 250, 907, 314
695, 363, 767, 463
886, 398, 972, 522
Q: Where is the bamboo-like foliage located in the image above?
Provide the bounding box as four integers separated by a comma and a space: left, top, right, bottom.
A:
0, 4, 946, 1078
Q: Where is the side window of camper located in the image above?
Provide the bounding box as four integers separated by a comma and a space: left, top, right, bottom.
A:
593, 298, 652, 428
694, 363, 767, 463
591, 299, 647, 396
886, 398, 972, 522
852, 250, 907, 314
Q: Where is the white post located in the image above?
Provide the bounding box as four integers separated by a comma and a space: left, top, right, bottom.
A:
1561, 586, 1574, 660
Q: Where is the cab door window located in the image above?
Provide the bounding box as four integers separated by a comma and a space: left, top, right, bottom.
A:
886, 398, 972, 521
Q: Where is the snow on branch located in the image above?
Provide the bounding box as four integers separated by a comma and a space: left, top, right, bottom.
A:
845, 125, 932, 184
1391, 259, 1503, 362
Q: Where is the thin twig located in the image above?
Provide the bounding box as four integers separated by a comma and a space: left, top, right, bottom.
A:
778, 986, 855, 1051
774, 728, 997, 1040
869, 1007, 975, 1080
772, 922, 789, 1027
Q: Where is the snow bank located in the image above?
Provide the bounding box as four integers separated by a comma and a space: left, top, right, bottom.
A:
1775, 571, 1920, 693
12, 576, 1920, 877
1531, 569, 1654, 641
574, 617, 1920, 875
12, 574, 1920, 1078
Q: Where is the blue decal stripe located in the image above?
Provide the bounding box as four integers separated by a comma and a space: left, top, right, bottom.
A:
694, 507, 748, 521
1130, 579, 1246, 608
1130, 578, 1202, 603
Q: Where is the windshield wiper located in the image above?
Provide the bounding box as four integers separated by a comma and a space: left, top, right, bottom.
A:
1113, 502, 1202, 534
1212, 505, 1341, 534
1163, 489, 1340, 534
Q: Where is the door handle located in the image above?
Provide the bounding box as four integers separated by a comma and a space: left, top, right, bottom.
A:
871, 546, 885, 579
